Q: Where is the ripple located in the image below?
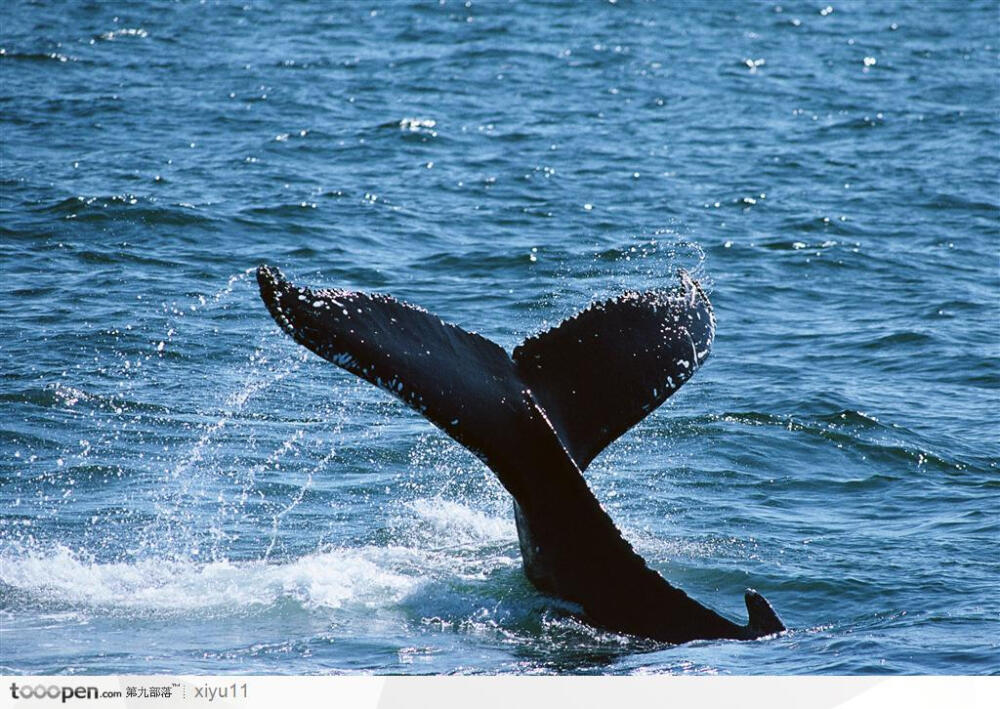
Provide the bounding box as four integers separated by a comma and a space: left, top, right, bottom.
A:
32, 195, 218, 227
710, 410, 969, 473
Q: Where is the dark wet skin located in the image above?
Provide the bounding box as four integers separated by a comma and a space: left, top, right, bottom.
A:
257, 264, 785, 643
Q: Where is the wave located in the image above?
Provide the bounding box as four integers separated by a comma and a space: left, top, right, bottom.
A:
32, 195, 218, 227
0, 383, 172, 416
0, 498, 516, 619
0, 50, 79, 64
0, 545, 416, 615
709, 410, 970, 473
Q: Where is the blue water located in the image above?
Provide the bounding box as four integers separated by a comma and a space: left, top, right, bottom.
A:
2, 0, 998, 675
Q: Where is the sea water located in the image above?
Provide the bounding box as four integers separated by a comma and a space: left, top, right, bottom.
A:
1, 0, 998, 674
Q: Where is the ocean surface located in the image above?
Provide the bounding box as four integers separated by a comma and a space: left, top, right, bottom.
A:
2, 0, 998, 675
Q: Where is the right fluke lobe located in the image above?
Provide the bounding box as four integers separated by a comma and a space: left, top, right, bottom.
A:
744, 589, 786, 638
512, 270, 715, 471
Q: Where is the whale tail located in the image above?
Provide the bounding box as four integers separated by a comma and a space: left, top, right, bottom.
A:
255, 263, 714, 476
256, 263, 784, 644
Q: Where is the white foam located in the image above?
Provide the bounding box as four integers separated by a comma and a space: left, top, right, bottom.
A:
1, 500, 516, 617
0, 545, 420, 614
405, 498, 515, 545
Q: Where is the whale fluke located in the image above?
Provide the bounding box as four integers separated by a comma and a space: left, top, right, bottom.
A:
513, 272, 714, 471
256, 263, 785, 644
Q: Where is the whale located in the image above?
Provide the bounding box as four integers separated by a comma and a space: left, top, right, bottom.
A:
256, 264, 785, 643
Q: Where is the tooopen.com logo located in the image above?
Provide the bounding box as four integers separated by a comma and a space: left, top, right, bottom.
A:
9, 683, 121, 703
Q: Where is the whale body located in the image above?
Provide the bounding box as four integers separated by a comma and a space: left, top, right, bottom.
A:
256, 264, 784, 643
